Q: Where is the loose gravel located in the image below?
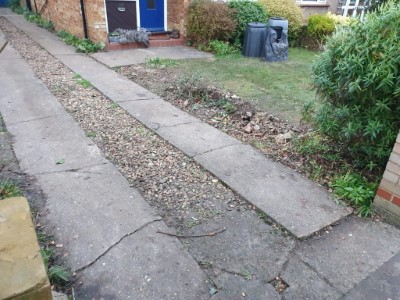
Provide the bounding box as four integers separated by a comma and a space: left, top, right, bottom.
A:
0, 17, 251, 231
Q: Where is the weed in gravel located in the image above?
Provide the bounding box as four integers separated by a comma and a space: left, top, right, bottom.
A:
146, 57, 178, 68
107, 102, 120, 109
85, 130, 97, 138
0, 180, 22, 199
134, 126, 152, 137
74, 74, 92, 88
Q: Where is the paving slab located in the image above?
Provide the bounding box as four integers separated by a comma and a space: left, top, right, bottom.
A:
0, 46, 68, 124
185, 211, 296, 282
281, 256, 342, 300
76, 221, 210, 300
91, 46, 214, 68
212, 273, 281, 300
35, 164, 160, 271
195, 144, 351, 238
6, 114, 108, 174
119, 98, 201, 130
342, 251, 400, 299
157, 122, 241, 157
296, 216, 400, 293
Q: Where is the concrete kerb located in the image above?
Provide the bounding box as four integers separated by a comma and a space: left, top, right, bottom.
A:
3, 11, 352, 238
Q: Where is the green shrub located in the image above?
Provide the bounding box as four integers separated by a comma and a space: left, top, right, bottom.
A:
258, 0, 304, 40
311, 1, 400, 171
307, 14, 335, 47
24, 12, 53, 31
8, 0, 23, 14
203, 40, 238, 55
332, 172, 378, 217
187, 0, 236, 45
228, 0, 268, 48
56, 30, 103, 53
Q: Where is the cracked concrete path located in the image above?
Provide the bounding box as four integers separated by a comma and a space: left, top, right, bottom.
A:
2, 11, 351, 239
0, 39, 210, 299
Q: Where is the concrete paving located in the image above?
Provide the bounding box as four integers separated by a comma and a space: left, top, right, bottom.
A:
91, 46, 214, 68
3, 10, 400, 299
2, 11, 351, 239
0, 39, 210, 298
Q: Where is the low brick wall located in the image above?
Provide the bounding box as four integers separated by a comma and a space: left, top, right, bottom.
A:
374, 133, 400, 226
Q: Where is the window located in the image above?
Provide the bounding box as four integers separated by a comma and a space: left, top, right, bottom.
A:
147, 0, 155, 9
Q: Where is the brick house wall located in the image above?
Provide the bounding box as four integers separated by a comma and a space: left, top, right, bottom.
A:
298, 0, 339, 18
374, 132, 400, 227
167, 0, 189, 35
21, 0, 186, 43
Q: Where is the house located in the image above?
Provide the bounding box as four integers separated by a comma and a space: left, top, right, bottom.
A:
19, 0, 188, 48
296, 0, 340, 17
18, 0, 352, 49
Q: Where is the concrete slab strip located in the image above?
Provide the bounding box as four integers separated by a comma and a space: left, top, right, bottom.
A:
157, 122, 241, 157
195, 144, 351, 238
118, 98, 201, 130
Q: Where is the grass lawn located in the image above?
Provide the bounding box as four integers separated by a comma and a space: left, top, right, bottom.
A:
172, 47, 319, 124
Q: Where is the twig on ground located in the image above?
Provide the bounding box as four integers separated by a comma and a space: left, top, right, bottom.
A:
157, 228, 226, 238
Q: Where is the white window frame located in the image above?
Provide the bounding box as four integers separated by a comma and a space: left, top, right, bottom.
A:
296, 0, 327, 3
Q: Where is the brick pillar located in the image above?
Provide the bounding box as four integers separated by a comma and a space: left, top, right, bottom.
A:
374, 132, 400, 226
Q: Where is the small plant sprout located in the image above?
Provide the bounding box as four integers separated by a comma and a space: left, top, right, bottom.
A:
0, 180, 22, 199
74, 74, 92, 88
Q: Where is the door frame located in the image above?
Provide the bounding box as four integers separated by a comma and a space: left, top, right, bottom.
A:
103, 0, 167, 34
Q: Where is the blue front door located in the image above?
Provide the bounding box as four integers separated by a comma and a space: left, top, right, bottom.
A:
0, 0, 8, 7
139, 0, 164, 31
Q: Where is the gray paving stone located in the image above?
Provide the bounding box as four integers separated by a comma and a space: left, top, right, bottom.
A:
0, 47, 67, 124
76, 221, 210, 300
7, 114, 108, 174
119, 98, 201, 130
342, 252, 400, 299
185, 211, 296, 282
35, 164, 160, 271
0, 43, 18, 60
297, 216, 400, 293
281, 257, 342, 300
195, 144, 351, 238
157, 122, 240, 157
211, 272, 281, 300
